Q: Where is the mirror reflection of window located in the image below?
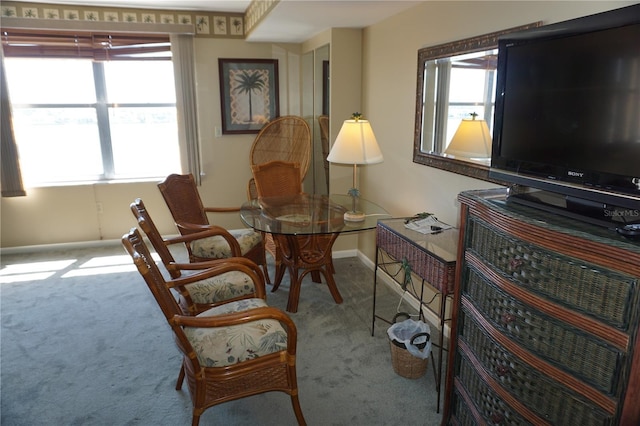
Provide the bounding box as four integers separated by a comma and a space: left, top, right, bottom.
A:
424, 49, 497, 155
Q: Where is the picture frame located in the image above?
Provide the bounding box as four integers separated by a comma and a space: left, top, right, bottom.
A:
218, 58, 279, 134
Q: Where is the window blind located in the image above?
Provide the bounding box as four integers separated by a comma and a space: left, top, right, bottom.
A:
1, 29, 170, 59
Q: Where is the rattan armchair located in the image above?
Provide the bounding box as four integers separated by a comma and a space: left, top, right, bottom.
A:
130, 198, 266, 315
158, 173, 269, 283
122, 228, 306, 426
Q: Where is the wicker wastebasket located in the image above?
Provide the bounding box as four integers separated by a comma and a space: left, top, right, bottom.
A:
387, 315, 431, 379
389, 335, 429, 379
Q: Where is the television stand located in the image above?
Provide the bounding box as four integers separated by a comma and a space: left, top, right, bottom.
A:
444, 188, 640, 425
505, 186, 640, 230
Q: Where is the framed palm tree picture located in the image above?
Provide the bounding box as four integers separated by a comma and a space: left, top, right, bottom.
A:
218, 58, 280, 134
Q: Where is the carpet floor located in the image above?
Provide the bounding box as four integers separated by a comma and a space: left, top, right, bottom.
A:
1, 243, 444, 425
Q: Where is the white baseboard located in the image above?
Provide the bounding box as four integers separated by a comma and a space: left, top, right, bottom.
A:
1, 238, 123, 255
331, 249, 359, 259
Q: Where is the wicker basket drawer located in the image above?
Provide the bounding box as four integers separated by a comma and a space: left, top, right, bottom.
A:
467, 218, 638, 331
459, 306, 612, 426
457, 353, 530, 426
463, 267, 623, 395
449, 389, 480, 426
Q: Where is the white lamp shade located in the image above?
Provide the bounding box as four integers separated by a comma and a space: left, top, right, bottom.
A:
444, 118, 492, 159
327, 119, 384, 165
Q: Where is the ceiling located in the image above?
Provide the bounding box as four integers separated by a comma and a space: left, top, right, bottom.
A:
15, 0, 421, 42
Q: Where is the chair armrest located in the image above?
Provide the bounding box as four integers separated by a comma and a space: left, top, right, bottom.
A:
172, 306, 297, 354
175, 222, 243, 256
161, 228, 230, 245
171, 256, 265, 284
204, 206, 240, 213
165, 260, 266, 299
176, 222, 220, 232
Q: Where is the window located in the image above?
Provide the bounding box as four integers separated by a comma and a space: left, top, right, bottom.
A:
3, 31, 181, 186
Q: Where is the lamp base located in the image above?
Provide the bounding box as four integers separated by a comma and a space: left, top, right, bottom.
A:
344, 210, 366, 222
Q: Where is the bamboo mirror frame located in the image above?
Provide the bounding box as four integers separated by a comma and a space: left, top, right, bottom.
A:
412, 22, 542, 183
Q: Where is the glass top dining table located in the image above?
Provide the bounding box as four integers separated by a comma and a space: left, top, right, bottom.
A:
239, 193, 390, 236
239, 193, 390, 313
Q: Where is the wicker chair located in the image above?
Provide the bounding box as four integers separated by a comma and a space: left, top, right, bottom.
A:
247, 116, 312, 280
158, 173, 270, 283
252, 160, 303, 200
130, 198, 266, 315
247, 115, 311, 200
251, 161, 338, 312
122, 228, 306, 426
251, 160, 303, 288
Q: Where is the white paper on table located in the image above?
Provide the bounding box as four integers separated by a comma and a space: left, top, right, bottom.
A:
404, 215, 452, 234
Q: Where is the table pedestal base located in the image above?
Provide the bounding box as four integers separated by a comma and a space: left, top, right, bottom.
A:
272, 233, 341, 313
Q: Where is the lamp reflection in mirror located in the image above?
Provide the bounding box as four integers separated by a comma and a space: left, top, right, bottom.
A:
444, 113, 492, 161
327, 114, 383, 222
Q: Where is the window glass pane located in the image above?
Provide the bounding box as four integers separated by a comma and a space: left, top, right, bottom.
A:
109, 107, 180, 177
104, 60, 176, 103
12, 108, 103, 184
4, 58, 96, 104
449, 68, 486, 103
6, 57, 181, 185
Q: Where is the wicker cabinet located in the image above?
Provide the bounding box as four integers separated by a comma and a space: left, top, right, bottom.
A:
444, 189, 640, 426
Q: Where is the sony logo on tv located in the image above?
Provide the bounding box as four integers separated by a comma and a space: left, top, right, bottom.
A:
567, 170, 585, 178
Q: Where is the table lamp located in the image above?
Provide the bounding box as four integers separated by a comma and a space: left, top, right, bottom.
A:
327, 113, 383, 222
444, 113, 491, 159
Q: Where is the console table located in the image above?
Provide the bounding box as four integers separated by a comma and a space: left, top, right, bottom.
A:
372, 217, 458, 412
444, 188, 640, 425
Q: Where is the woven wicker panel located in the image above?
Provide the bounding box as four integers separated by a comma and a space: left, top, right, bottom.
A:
468, 218, 637, 330
185, 360, 290, 407
460, 306, 612, 426
451, 390, 478, 426
205, 363, 290, 401
389, 340, 428, 379
457, 353, 529, 426
376, 225, 454, 293
250, 116, 311, 178
463, 267, 622, 395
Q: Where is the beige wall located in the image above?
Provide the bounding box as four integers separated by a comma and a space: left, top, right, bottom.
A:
1, 1, 633, 260
355, 0, 635, 261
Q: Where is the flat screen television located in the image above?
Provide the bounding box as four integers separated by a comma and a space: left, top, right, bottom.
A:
490, 4, 640, 229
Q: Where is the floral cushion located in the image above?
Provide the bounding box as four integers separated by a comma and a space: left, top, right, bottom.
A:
190, 228, 262, 259
184, 298, 287, 367
185, 270, 255, 304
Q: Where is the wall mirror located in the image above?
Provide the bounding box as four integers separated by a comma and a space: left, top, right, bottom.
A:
302, 44, 330, 195
412, 22, 542, 182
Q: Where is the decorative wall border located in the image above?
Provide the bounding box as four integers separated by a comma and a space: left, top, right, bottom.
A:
245, 0, 278, 36
1, 1, 245, 38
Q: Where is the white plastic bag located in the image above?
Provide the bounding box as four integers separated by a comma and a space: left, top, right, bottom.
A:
387, 318, 431, 359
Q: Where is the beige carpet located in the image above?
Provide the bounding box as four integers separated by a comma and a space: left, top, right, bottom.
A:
1, 242, 444, 425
